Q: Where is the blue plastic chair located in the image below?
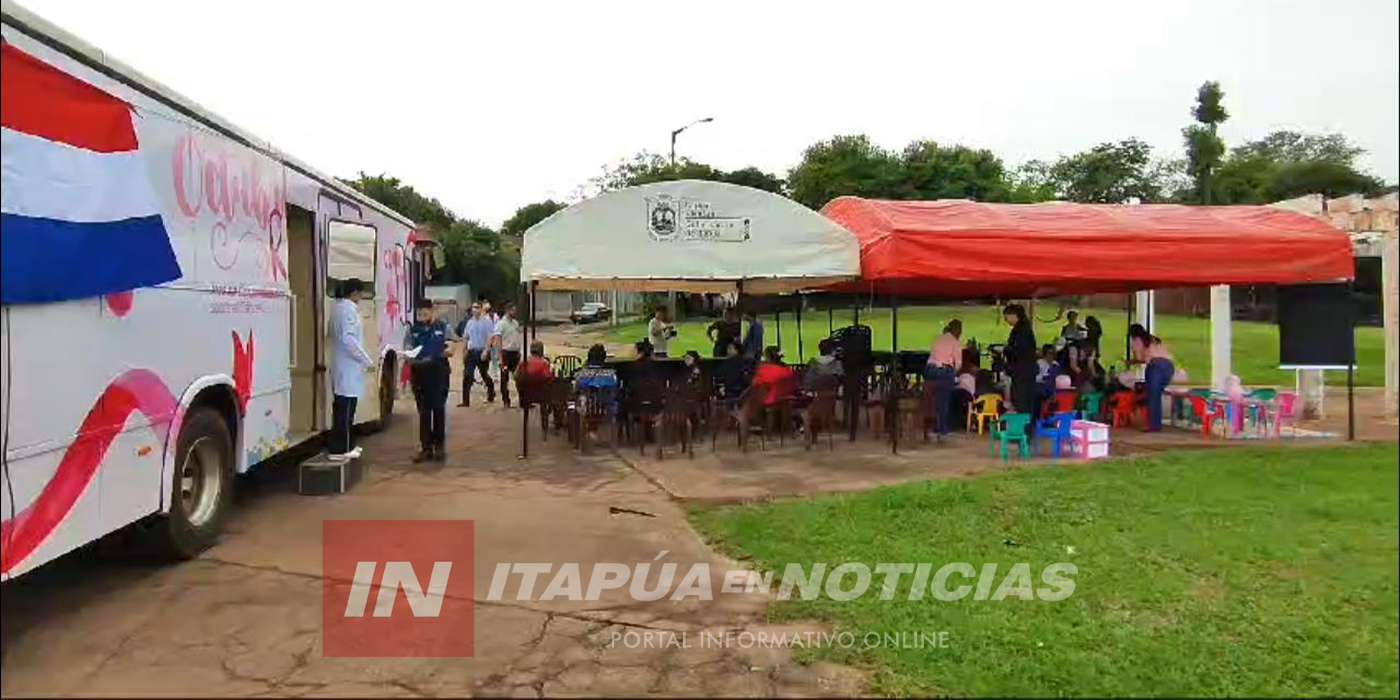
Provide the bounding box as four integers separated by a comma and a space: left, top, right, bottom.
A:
1036, 411, 1076, 457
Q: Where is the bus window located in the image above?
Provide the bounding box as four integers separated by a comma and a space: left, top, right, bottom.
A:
327, 220, 376, 297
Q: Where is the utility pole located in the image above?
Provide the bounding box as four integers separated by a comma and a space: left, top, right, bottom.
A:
669, 117, 714, 168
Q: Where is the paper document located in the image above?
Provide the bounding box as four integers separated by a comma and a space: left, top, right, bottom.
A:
404, 345, 424, 359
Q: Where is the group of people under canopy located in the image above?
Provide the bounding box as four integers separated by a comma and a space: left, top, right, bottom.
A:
926, 306, 1176, 436
517, 183, 1352, 444
528, 298, 1179, 442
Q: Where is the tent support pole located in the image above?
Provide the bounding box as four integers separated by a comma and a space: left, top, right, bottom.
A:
796, 296, 804, 362
529, 280, 538, 343
1125, 295, 1133, 366
1348, 281, 1357, 442
891, 287, 899, 455
848, 295, 861, 442
776, 307, 782, 355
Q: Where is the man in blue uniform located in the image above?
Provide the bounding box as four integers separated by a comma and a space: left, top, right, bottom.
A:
405, 298, 454, 462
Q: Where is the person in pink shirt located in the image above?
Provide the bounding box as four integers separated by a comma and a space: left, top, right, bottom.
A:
924, 320, 963, 435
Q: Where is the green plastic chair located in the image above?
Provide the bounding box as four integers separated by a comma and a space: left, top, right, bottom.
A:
1245, 388, 1278, 431
1183, 388, 1213, 426
1076, 392, 1104, 421
990, 413, 1033, 461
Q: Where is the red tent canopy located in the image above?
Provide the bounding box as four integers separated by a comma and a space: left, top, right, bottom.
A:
820, 198, 1355, 297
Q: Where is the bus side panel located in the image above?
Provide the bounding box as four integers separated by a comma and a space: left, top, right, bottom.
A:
0, 29, 293, 576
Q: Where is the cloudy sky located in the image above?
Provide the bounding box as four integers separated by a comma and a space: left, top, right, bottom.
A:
20, 0, 1399, 226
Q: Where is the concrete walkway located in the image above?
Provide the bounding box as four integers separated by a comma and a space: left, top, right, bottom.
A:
3, 330, 1390, 696
0, 389, 865, 697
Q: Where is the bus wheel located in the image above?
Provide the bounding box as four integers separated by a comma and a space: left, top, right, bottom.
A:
158, 407, 233, 558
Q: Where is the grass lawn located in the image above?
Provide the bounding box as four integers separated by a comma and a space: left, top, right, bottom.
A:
690, 444, 1399, 697
604, 305, 1385, 387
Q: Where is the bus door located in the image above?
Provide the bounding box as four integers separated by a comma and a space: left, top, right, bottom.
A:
325, 219, 380, 423
287, 205, 321, 442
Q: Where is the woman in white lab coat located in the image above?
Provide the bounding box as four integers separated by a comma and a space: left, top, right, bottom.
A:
329, 278, 375, 458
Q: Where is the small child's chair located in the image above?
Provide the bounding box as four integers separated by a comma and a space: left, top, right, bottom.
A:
967, 393, 1003, 435
1036, 411, 1076, 457
990, 412, 1032, 461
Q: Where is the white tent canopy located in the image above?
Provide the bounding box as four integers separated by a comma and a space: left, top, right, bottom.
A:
521, 180, 860, 293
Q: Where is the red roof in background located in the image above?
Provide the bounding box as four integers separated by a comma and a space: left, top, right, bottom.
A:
819, 198, 1355, 298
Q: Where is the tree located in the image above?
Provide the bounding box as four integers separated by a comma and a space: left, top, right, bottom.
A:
500, 200, 566, 237
898, 141, 1012, 202
1212, 131, 1384, 204
1268, 160, 1384, 201
1046, 138, 1162, 203
1007, 160, 1057, 203
345, 172, 519, 302
1182, 81, 1229, 204
343, 173, 455, 230
719, 166, 786, 194
588, 151, 783, 195
1233, 131, 1364, 167
786, 134, 903, 209
435, 219, 519, 301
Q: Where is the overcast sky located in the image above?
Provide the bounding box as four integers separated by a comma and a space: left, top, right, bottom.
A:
21, 0, 1400, 226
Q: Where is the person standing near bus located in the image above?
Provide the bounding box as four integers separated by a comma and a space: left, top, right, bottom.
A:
405, 298, 453, 462
492, 302, 524, 407
456, 302, 496, 406
329, 278, 375, 459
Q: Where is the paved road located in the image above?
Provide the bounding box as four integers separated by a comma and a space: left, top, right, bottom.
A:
0, 377, 864, 697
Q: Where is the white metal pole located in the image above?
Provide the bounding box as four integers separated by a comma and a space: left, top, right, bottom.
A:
1135, 289, 1156, 335
1210, 284, 1231, 390
1383, 229, 1399, 420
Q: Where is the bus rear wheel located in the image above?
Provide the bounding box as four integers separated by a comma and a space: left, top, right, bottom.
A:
157, 407, 233, 559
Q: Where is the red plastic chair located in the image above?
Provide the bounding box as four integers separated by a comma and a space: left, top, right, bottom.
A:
1264, 392, 1299, 438
1185, 395, 1226, 438
1107, 390, 1139, 428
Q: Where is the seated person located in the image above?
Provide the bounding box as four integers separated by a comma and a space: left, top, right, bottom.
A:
713, 344, 752, 399
575, 344, 619, 389
574, 344, 619, 417
520, 340, 554, 383
681, 350, 704, 385
1035, 344, 1061, 386
952, 354, 983, 429
628, 340, 662, 385
752, 345, 798, 406
802, 338, 844, 392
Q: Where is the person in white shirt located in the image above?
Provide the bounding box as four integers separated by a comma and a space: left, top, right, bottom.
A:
491, 302, 525, 407
456, 302, 497, 405
648, 307, 675, 358
328, 278, 375, 458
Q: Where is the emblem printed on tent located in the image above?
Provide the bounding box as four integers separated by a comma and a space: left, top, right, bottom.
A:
0, 42, 182, 305
646, 194, 752, 243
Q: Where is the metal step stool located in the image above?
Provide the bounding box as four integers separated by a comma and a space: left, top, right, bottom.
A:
298, 453, 366, 495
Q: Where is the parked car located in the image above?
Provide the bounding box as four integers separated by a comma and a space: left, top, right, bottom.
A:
571, 302, 612, 324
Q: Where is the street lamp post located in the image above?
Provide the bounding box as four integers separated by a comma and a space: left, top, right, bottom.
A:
669, 117, 714, 168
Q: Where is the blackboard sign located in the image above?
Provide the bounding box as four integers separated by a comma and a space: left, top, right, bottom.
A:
1277, 283, 1355, 369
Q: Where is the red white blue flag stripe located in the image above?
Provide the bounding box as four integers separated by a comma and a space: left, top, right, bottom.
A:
1, 42, 181, 304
